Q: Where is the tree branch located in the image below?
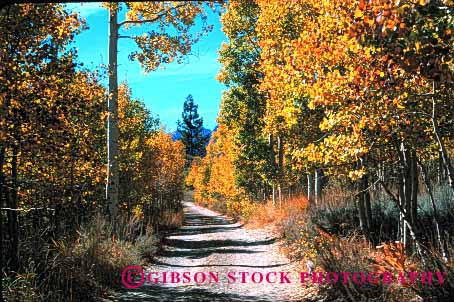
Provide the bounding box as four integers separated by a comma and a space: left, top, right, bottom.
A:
118, 35, 136, 40
118, 4, 188, 27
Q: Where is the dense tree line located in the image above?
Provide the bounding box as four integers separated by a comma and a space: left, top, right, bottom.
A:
0, 3, 191, 293
189, 0, 454, 260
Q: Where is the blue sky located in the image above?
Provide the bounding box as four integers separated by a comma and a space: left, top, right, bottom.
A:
66, 2, 227, 131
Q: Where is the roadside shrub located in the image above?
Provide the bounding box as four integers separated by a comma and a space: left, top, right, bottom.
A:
41, 215, 147, 301
315, 237, 414, 302
4, 214, 159, 302
315, 238, 454, 302
416, 248, 454, 301
276, 185, 454, 302
307, 185, 454, 246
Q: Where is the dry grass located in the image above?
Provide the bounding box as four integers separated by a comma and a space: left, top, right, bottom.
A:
321, 184, 355, 206
246, 194, 309, 229
160, 209, 185, 229
3, 214, 160, 302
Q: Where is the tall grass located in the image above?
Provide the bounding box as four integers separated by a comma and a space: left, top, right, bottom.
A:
159, 209, 185, 231
245, 195, 308, 228
3, 214, 160, 301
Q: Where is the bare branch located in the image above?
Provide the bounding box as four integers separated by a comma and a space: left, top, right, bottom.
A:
118, 35, 136, 40
354, 177, 380, 197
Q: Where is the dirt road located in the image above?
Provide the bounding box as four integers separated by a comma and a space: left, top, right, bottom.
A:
113, 201, 311, 301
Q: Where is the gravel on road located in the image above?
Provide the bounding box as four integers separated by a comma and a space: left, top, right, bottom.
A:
112, 201, 315, 302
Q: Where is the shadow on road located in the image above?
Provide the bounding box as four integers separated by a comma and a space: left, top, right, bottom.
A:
158, 209, 274, 259
112, 202, 291, 301
166, 211, 245, 236
183, 213, 236, 226
162, 238, 276, 249
152, 259, 290, 269
167, 224, 244, 236
116, 285, 267, 302
159, 247, 263, 259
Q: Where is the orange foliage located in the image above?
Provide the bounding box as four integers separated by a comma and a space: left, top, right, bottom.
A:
246, 195, 308, 228
110, 82, 187, 217
146, 128, 186, 199
372, 241, 417, 273
186, 124, 241, 204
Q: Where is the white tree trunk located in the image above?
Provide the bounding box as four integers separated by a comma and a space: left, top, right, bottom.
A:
432, 98, 454, 193
107, 8, 119, 219
307, 173, 313, 204
418, 161, 448, 262
277, 135, 284, 207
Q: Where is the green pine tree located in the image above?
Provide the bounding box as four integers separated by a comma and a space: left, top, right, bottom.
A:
177, 94, 210, 163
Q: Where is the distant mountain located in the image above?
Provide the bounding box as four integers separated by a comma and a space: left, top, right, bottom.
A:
202, 128, 213, 140
171, 127, 213, 144
171, 131, 181, 141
